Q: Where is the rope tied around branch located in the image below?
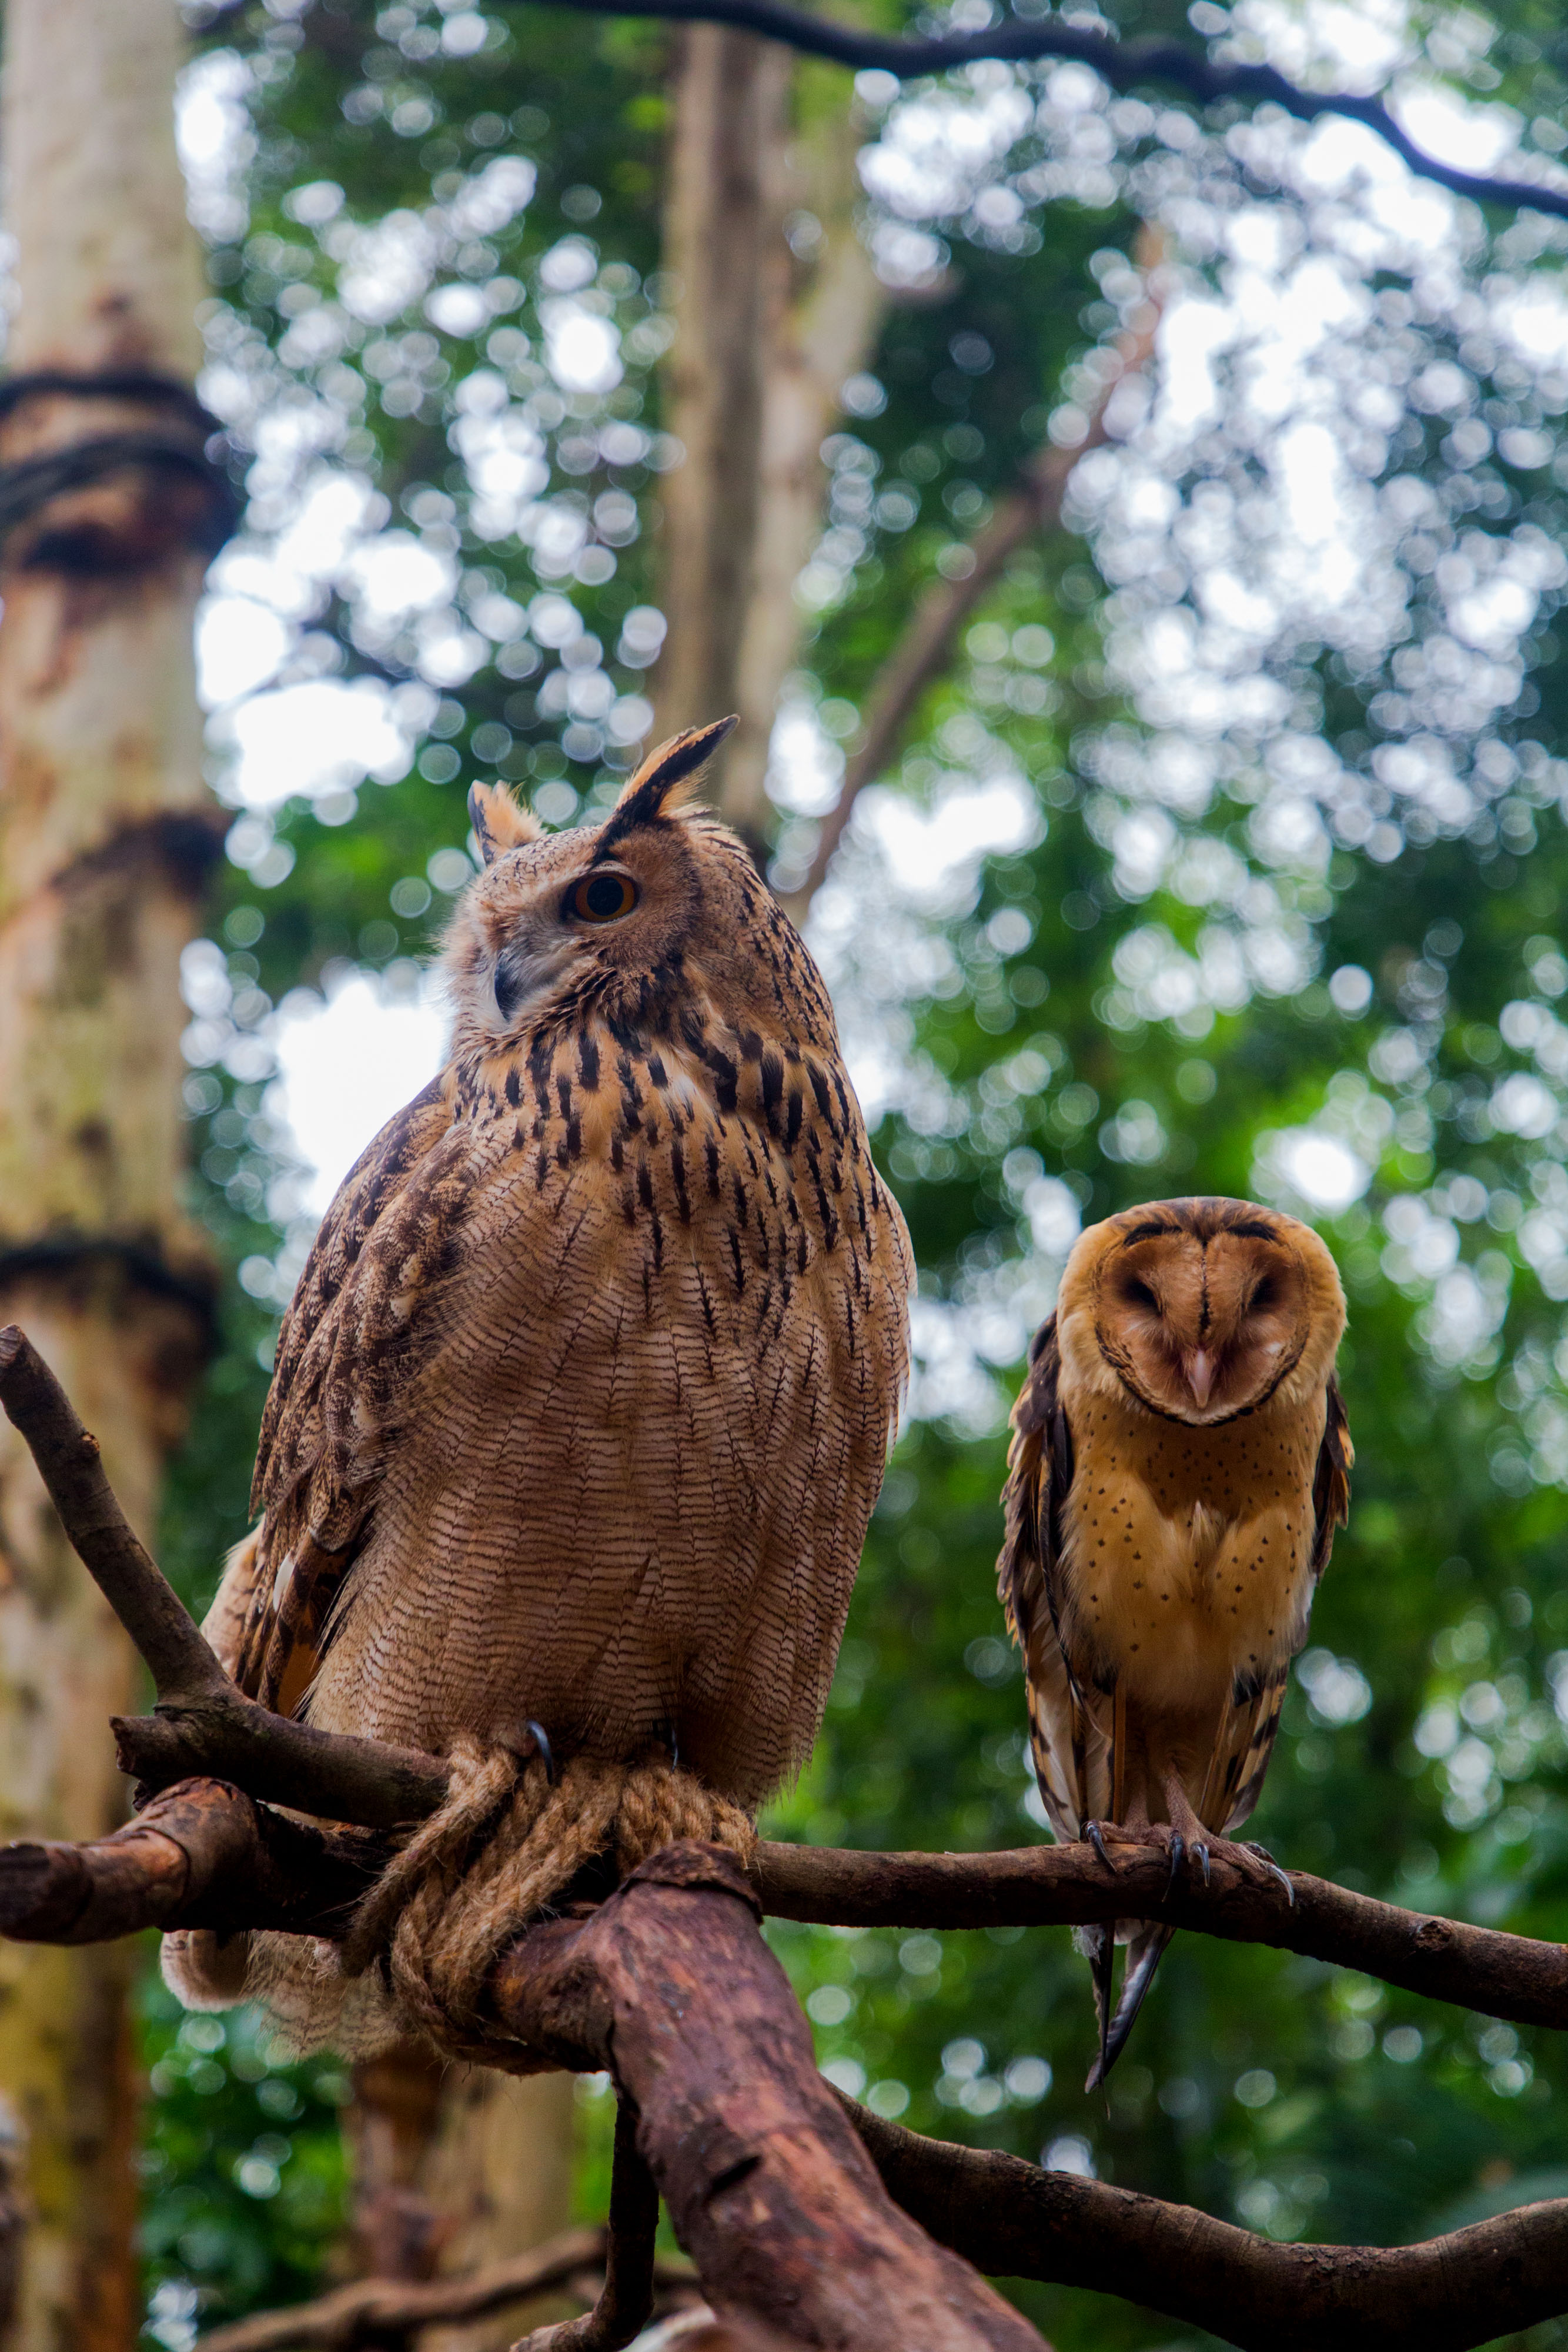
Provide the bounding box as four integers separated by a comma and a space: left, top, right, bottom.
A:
337, 1738, 755, 2063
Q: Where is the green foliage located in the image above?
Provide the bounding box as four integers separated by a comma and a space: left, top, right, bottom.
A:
141, 1, 1568, 2342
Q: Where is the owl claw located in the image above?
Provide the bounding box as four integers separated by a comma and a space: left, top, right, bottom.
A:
1165, 1832, 1185, 1897
1197, 1841, 1211, 1889
1086, 1821, 1112, 1869
1242, 1840, 1295, 1904
524, 1719, 558, 1785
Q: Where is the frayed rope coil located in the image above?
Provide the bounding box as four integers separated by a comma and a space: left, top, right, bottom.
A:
337, 1736, 756, 2063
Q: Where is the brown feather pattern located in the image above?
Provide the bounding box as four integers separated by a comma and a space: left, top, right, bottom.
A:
216, 731, 912, 1809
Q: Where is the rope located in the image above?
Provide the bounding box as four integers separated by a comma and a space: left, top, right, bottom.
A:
337, 1738, 757, 2063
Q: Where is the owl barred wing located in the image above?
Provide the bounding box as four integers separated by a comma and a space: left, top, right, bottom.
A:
999, 1317, 1111, 1840
1310, 1372, 1353, 1581
234, 1073, 462, 1709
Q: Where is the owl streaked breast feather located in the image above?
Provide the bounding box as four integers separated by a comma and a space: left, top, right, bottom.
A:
213, 719, 914, 1809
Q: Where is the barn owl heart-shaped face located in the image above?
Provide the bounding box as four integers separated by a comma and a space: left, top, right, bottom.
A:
1069, 1201, 1344, 1427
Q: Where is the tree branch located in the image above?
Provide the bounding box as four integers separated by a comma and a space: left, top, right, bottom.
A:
843, 2097, 1568, 2352
486, 1843, 1047, 2351
783, 276, 1162, 918
754, 1836, 1568, 2030
524, 0, 1568, 224
513, 2097, 659, 2352
0, 1324, 449, 1830
9, 1779, 1568, 2035
195, 2225, 611, 2351
6, 1804, 1568, 2349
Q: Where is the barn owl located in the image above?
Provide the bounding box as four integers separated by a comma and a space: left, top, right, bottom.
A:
169, 721, 911, 2012
999, 1196, 1350, 2086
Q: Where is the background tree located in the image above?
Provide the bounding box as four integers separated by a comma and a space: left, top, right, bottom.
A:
114, 0, 1568, 2342
0, 0, 220, 2344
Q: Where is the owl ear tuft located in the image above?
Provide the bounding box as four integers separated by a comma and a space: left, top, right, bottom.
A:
469, 780, 543, 865
600, 715, 738, 846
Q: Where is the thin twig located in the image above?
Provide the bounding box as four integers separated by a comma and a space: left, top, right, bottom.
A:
519, 0, 1568, 224
843, 2096, 1568, 2352
513, 2098, 659, 2352
196, 2226, 609, 2351
0, 1324, 448, 1830
783, 276, 1163, 917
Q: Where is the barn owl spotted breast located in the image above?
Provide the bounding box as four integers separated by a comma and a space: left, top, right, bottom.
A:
999, 1197, 1350, 2085
198, 719, 913, 1807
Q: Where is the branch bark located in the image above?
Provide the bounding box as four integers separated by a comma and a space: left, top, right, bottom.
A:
844, 2097, 1568, 2352
520, 0, 1568, 224
487, 1844, 1046, 2352
782, 283, 1161, 918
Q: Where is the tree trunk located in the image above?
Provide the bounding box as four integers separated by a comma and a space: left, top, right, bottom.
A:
653, 31, 885, 861
0, 2, 215, 2345
346, 2046, 577, 2352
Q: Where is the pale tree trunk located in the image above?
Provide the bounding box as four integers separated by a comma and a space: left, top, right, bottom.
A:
0, 3, 215, 2347
653, 29, 885, 860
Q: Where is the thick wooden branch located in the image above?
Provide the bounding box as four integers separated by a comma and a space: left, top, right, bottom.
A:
486, 1843, 1046, 2352
844, 2099, 1568, 2352
0, 1324, 448, 1829
6, 1806, 1568, 2349
784, 278, 1162, 917
0, 1780, 386, 1945
526, 0, 1568, 225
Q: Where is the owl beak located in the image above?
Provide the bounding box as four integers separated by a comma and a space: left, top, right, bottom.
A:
1183, 1349, 1215, 1409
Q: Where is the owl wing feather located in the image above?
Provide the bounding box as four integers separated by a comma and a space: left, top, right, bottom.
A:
232, 1071, 461, 1710
998, 1315, 1113, 1841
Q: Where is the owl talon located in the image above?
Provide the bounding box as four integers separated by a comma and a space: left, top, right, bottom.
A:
1164, 1832, 1185, 1897
525, 1720, 558, 1785
1086, 1822, 1112, 1870
1197, 1841, 1211, 1889
1243, 1840, 1295, 1904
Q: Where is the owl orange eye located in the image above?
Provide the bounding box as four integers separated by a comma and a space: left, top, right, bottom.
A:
568, 870, 638, 924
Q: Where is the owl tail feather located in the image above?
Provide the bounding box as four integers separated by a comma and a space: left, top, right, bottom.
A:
1084, 1922, 1174, 2091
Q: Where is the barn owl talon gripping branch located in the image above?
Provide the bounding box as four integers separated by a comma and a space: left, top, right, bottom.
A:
164, 719, 913, 2041
999, 1197, 1350, 2089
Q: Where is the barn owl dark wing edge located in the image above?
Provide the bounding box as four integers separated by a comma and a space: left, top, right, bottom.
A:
998, 1312, 1102, 1837
1310, 1371, 1353, 1582
234, 1071, 458, 1710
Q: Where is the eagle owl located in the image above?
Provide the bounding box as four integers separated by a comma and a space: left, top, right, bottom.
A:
999, 1196, 1350, 2084
198, 719, 912, 1814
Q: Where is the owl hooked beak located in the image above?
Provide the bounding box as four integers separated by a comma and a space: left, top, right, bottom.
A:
1182, 1348, 1216, 1409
